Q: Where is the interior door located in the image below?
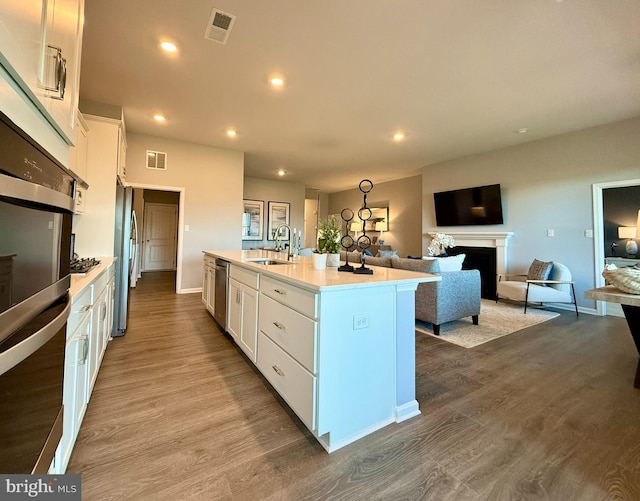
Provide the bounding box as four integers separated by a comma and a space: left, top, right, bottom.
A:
143, 203, 177, 271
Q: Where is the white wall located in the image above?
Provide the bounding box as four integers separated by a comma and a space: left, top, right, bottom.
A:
242, 177, 305, 250
126, 133, 244, 292
422, 117, 640, 310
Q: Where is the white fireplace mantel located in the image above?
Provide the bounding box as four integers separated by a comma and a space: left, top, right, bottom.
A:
427, 230, 514, 276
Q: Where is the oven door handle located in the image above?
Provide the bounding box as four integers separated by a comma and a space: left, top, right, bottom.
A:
0, 296, 71, 377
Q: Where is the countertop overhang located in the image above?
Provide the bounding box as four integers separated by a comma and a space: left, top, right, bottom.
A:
203, 250, 440, 292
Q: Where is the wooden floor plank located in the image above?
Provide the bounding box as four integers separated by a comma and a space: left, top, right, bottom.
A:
68, 271, 640, 500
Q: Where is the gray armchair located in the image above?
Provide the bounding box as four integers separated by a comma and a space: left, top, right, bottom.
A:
390, 258, 481, 335
415, 270, 481, 335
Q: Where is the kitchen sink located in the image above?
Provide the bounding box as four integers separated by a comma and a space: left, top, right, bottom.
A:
245, 258, 292, 265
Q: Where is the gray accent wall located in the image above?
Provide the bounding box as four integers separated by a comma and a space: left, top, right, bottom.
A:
328, 175, 423, 258
126, 133, 244, 292
421, 117, 640, 310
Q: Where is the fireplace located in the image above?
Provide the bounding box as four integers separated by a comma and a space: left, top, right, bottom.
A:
427, 230, 514, 300
448, 246, 497, 299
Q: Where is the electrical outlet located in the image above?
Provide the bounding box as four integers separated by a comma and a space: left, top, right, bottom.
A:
353, 314, 370, 330
547, 229, 555, 237
585, 229, 593, 238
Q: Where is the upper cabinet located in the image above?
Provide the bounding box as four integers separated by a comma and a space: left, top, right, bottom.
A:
0, 0, 85, 145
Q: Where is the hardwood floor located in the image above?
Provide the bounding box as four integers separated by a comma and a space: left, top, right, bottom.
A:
68, 272, 640, 500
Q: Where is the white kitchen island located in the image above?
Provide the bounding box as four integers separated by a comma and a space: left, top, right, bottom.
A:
203, 250, 441, 452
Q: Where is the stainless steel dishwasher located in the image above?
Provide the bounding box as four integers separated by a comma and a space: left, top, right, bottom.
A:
214, 259, 229, 331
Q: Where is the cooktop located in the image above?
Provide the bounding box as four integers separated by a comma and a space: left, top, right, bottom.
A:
70, 258, 101, 275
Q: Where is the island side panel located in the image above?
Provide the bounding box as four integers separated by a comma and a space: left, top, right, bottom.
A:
395, 283, 421, 421
316, 285, 396, 449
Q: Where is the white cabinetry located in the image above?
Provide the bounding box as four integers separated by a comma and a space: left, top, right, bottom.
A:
53, 261, 114, 473
0, 0, 85, 144
69, 111, 88, 181
72, 115, 124, 257
257, 276, 318, 430
228, 265, 258, 363
202, 254, 216, 316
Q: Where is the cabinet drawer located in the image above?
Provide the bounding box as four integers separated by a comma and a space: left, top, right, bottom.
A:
107, 263, 115, 282
259, 294, 317, 373
257, 332, 316, 431
203, 255, 215, 268
260, 276, 317, 319
93, 270, 108, 297
230, 265, 259, 289
68, 286, 92, 337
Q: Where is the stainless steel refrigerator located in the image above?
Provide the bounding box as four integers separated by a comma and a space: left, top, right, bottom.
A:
113, 183, 138, 337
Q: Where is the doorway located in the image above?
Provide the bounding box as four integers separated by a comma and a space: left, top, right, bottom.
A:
592, 178, 640, 316
128, 183, 185, 293
143, 202, 178, 271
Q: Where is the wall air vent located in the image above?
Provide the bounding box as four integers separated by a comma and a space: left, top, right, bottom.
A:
204, 8, 236, 45
146, 150, 167, 170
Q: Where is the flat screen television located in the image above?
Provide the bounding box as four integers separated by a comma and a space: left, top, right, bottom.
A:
434, 184, 504, 226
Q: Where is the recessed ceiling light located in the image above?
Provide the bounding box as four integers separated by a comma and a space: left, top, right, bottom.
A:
226, 129, 238, 137
160, 41, 177, 53
153, 114, 166, 122
515, 128, 528, 134
277, 169, 286, 176
393, 131, 406, 141
270, 76, 284, 87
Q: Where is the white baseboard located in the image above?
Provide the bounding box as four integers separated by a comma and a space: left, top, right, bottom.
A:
396, 400, 421, 423
316, 416, 396, 453
178, 288, 201, 294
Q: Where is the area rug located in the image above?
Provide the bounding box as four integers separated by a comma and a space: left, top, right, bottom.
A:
415, 299, 560, 348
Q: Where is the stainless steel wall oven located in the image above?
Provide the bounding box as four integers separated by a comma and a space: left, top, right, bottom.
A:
0, 111, 75, 473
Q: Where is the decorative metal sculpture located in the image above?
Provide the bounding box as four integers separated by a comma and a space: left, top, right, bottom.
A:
354, 179, 374, 275
338, 208, 355, 272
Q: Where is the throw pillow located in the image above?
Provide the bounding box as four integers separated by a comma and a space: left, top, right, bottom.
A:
527, 259, 553, 281
422, 254, 465, 272
377, 249, 398, 258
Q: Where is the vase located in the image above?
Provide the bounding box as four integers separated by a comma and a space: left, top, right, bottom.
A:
312, 253, 327, 270
326, 253, 340, 267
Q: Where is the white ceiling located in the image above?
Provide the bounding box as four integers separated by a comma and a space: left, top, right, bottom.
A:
79, 0, 640, 193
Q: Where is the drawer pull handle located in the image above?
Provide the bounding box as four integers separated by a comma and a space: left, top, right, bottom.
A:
272, 365, 285, 376
273, 321, 285, 331
273, 289, 286, 296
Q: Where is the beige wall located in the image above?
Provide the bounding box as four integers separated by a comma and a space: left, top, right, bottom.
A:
242, 177, 305, 250
422, 116, 640, 309
328, 175, 422, 257
126, 133, 244, 292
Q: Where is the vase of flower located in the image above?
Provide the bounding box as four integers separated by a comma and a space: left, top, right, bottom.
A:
318, 215, 342, 267
427, 233, 456, 257
312, 252, 327, 270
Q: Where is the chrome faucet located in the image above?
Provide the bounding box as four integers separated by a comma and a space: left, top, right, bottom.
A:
274, 223, 294, 261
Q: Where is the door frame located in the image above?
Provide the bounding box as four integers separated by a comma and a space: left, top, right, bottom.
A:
127, 182, 185, 294
592, 177, 640, 315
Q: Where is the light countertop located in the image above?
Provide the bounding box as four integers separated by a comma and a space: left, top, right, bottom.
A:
203, 250, 440, 292
585, 285, 640, 307
69, 257, 116, 300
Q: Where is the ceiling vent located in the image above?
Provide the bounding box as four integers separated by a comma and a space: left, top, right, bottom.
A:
204, 8, 236, 45
146, 150, 167, 170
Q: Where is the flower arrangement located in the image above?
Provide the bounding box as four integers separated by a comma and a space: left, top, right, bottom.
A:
427, 232, 456, 257
317, 215, 342, 254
